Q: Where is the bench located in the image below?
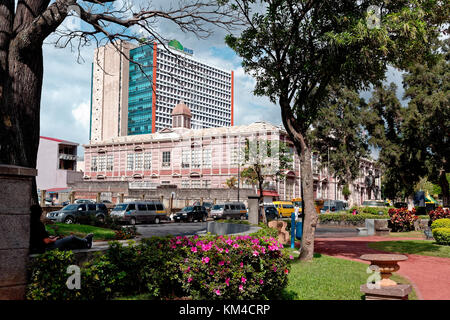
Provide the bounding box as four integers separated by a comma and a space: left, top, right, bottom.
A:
424, 228, 434, 240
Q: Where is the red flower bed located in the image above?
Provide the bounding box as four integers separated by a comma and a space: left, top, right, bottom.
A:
388, 208, 419, 232
428, 207, 450, 223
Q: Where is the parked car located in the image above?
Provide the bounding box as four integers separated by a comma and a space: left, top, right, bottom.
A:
74, 199, 95, 204
110, 201, 167, 225
263, 205, 279, 221
173, 205, 208, 222
46, 203, 108, 224
101, 200, 113, 204
320, 200, 347, 213
210, 202, 247, 220
273, 201, 295, 218
362, 200, 388, 207
60, 200, 70, 207
210, 204, 225, 219
193, 201, 213, 213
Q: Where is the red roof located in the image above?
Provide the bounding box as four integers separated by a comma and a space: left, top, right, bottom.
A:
40, 136, 78, 145
46, 187, 71, 193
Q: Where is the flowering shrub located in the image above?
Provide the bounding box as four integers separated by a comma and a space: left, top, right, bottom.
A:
428, 207, 450, 223
114, 226, 137, 240
169, 234, 290, 300
27, 235, 290, 300
388, 208, 419, 232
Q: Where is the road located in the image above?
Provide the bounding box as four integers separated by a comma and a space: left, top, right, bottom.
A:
134, 220, 361, 239
135, 221, 208, 238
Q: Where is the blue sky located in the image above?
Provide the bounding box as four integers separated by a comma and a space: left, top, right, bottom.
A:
39, 5, 407, 159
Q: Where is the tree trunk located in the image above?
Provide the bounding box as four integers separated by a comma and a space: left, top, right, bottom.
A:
439, 170, 449, 208
257, 169, 267, 224
0, 38, 44, 205
298, 147, 316, 261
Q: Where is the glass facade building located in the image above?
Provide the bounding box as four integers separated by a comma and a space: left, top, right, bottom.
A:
128, 45, 154, 135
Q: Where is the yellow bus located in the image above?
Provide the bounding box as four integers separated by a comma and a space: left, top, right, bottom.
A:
273, 201, 295, 218
292, 198, 324, 214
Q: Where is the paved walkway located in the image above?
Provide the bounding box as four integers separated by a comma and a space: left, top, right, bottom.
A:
314, 236, 450, 300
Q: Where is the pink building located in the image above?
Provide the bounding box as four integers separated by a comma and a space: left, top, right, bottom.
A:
83, 102, 380, 205
36, 136, 83, 198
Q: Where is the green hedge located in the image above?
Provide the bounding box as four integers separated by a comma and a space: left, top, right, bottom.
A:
319, 213, 389, 223
432, 228, 450, 246
349, 206, 393, 216
431, 219, 450, 230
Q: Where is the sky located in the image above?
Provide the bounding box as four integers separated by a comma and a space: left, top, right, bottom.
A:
39, 1, 406, 158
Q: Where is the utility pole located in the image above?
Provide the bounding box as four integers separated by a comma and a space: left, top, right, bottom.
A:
237, 137, 241, 202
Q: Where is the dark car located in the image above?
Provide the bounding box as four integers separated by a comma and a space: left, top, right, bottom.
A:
193, 201, 213, 213
264, 206, 279, 221
173, 205, 208, 223
46, 203, 108, 224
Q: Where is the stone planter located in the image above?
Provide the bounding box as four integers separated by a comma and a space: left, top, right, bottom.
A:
0, 165, 37, 300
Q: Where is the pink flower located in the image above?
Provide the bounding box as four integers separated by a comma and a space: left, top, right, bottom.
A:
171, 245, 177, 249
233, 243, 240, 249
239, 285, 244, 291
225, 278, 230, 286
241, 277, 247, 284
240, 262, 243, 268
184, 267, 190, 273
187, 277, 193, 283
259, 279, 264, 285
253, 250, 259, 257
191, 247, 197, 253
289, 255, 294, 260
210, 270, 215, 275
218, 261, 225, 266
215, 289, 221, 296
284, 269, 289, 274
225, 248, 229, 254
273, 266, 277, 272
202, 257, 210, 264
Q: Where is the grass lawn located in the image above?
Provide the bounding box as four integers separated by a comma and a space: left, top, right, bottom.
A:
385, 231, 425, 239
46, 222, 117, 241
281, 251, 418, 300
368, 240, 450, 258
117, 252, 418, 301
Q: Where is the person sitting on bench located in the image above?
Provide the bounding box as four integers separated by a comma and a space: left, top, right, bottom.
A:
30, 204, 94, 254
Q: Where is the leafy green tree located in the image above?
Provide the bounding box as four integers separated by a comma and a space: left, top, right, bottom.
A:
311, 84, 370, 207
366, 82, 426, 200
226, 0, 445, 260
241, 139, 292, 224
402, 39, 450, 206
224, 176, 238, 189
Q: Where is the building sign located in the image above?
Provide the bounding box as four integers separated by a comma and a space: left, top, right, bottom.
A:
168, 39, 194, 55
129, 181, 158, 189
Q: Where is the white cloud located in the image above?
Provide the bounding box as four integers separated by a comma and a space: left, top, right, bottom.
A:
72, 102, 90, 131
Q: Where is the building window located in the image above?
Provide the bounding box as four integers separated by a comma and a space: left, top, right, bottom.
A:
135, 153, 143, 170
127, 154, 134, 171
191, 180, 201, 188
202, 149, 211, 168
182, 149, 190, 168
144, 152, 152, 170
181, 180, 190, 188
98, 155, 106, 172
202, 180, 210, 188
106, 155, 114, 171
91, 156, 98, 172
162, 151, 171, 167
191, 148, 201, 169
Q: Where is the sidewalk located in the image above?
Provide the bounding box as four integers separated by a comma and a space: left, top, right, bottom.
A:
314, 236, 450, 300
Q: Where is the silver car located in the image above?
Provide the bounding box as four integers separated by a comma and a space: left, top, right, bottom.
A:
110, 201, 167, 225
210, 204, 225, 219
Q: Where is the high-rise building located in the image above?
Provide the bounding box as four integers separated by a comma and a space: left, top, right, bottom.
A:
89, 40, 234, 143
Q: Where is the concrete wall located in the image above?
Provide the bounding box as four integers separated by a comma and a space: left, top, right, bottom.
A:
36, 138, 57, 190
0, 165, 36, 299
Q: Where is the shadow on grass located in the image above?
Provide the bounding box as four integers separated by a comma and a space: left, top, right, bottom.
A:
368, 240, 447, 256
